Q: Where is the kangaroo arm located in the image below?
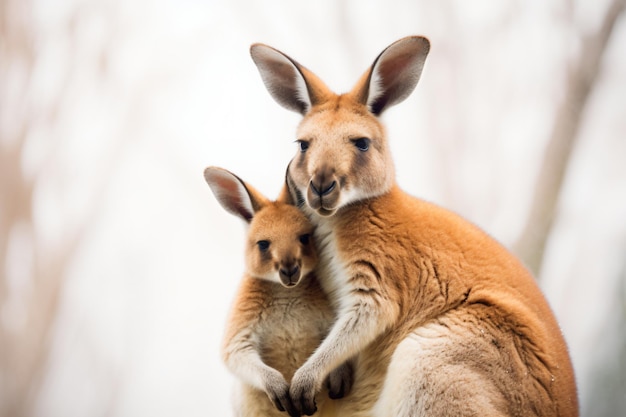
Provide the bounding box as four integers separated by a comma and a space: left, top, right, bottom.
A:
224, 331, 297, 415
289, 275, 399, 415
224, 337, 272, 389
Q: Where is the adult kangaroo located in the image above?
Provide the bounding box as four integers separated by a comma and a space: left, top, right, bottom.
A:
250, 36, 578, 417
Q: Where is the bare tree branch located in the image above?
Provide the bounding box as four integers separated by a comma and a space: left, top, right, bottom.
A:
514, 0, 626, 276
0, 1, 126, 415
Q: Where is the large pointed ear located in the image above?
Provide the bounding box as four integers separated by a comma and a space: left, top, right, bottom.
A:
250, 43, 333, 115
276, 162, 303, 207
351, 36, 430, 115
203, 167, 269, 222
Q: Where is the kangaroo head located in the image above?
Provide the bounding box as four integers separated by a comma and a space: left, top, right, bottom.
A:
204, 167, 317, 287
251, 36, 430, 217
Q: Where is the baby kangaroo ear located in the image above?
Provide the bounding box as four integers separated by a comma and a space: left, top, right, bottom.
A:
203, 167, 269, 222
250, 43, 333, 114
352, 36, 430, 115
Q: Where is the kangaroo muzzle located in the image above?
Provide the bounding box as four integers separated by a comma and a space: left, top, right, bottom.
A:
308, 169, 341, 216
278, 262, 301, 287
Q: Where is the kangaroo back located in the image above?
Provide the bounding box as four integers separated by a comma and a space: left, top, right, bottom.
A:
250, 37, 578, 417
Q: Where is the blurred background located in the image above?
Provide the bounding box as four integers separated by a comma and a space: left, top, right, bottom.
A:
1, 0, 625, 416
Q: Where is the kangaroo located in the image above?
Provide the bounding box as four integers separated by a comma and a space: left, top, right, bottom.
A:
204, 167, 353, 417
250, 36, 579, 417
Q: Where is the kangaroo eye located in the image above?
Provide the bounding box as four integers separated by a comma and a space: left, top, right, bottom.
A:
299, 234, 310, 245
257, 240, 270, 251
297, 140, 310, 153
352, 137, 370, 152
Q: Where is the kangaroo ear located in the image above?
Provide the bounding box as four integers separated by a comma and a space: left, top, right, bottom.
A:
250, 43, 333, 114
276, 184, 294, 206
352, 36, 430, 115
204, 167, 269, 222
276, 163, 304, 207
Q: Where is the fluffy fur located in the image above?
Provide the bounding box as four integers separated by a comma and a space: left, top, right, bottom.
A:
204, 167, 352, 417
250, 36, 579, 417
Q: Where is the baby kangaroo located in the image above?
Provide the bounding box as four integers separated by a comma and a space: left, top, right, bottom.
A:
204, 167, 352, 417
250, 36, 579, 417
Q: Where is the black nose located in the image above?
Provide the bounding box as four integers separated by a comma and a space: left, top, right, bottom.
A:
310, 180, 336, 197
280, 265, 299, 278
279, 264, 301, 287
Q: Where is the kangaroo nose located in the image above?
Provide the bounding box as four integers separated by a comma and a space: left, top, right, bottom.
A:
280, 265, 299, 278
310, 180, 336, 197
279, 264, 300, 286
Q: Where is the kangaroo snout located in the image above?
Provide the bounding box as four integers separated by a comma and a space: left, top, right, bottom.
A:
307, 169, 341, 216
310, 179, 336, 197
279, 262, 301, 287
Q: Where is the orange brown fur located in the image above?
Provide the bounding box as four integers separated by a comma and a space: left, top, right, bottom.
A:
251, 36, 578, 417
204, 167, 352, 417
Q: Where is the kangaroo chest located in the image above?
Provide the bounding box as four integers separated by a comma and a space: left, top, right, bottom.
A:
257, 278, 334, 378
312, 220, 353, 309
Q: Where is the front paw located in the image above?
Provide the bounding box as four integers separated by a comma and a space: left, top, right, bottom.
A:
264, 370, 299, 417
326, 360, 354, 399
290, 368, 319, 416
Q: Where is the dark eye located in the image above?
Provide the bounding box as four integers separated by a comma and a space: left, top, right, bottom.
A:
257, 240, 270, 251
297, 140, 310, 153
299, 234, 310, 245
352, 137, 370, 151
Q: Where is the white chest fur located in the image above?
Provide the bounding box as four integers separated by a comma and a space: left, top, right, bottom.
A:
312, 217, 351, 312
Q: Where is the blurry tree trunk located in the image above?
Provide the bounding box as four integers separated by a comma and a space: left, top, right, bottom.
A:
0, 2, 60, 416
514, 0, 626, 276
0, 1, 87, 416
0, 2, 49, 416
1, 0, 148, 414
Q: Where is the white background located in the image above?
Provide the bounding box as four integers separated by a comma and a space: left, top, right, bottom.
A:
2, 1, 625, 416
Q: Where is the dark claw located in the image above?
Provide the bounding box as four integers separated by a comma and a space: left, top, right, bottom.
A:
327, 360, 355, 399
284, 397, 300, 417
271, 393, 299, 417
302, 398, 317, 416
290, 371, 318, 416
290, 390, 316, 416
328, 383, 346, 400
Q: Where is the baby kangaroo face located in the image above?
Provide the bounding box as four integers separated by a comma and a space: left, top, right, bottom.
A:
204, 166, 318, 288
246, 203, 317, 287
